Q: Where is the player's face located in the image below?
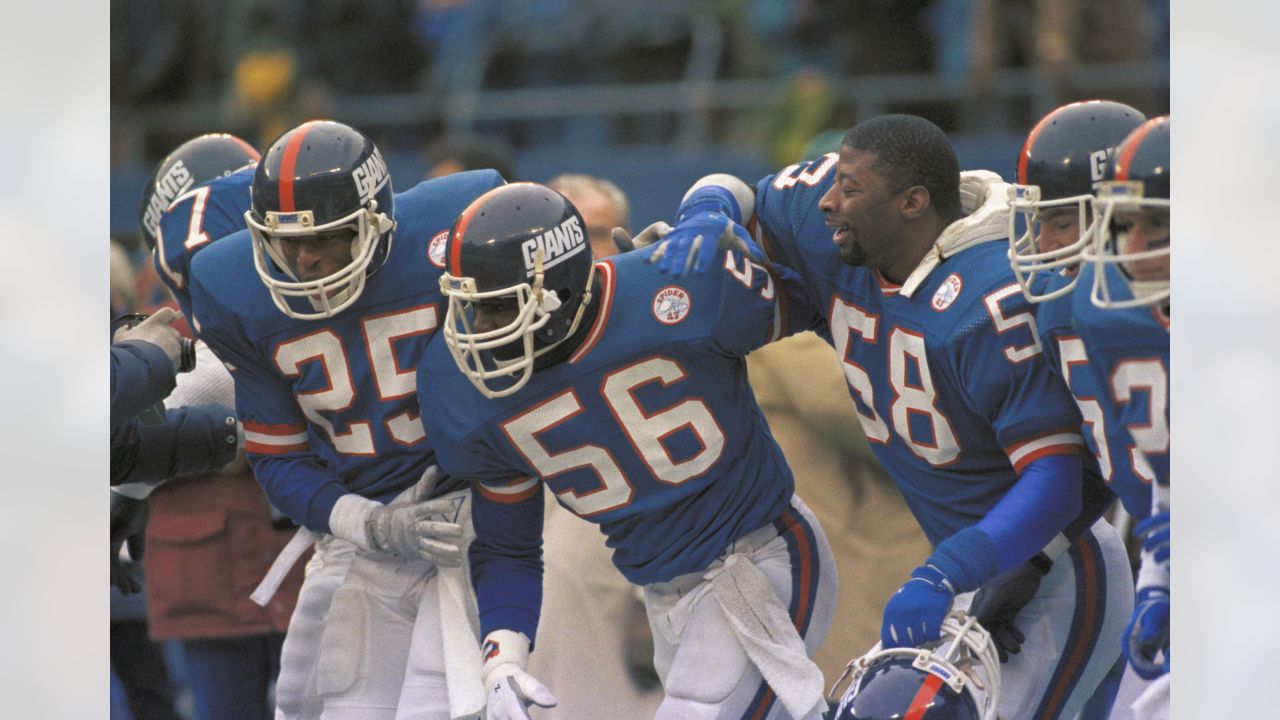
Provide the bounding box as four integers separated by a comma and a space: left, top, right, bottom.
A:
471, 297, 524, 360
818, 147, 907, 270
1113, 207, 1169, 282
1036, 207, 1083, 275
277, 227, 356, 284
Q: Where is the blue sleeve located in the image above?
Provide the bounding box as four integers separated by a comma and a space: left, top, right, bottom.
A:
711, 251, 823, 356
110, 341, 177, 429
949, 289, 1087, 470
928, 454, 1083, 592
752, 155, 838, 272
189, 271, 348, 533
110, 404, 239, 485
469, 482, 545, 646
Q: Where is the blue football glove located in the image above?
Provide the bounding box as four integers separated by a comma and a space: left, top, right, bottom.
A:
1136, 511, 1169, 566
881, 565, 956, 648
649, 212, 763, 277
1123, 587, 1170, 679
968, 554, 1051, 662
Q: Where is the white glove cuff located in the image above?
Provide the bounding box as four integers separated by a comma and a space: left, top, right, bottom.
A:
481, 629, 532, 682
328, 493, 379, 550
1135, 548, 1170, 591
684, 174, 755, 223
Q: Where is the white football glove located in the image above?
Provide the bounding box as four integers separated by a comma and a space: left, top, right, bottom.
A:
958, 169, 1004, 215
327, 467, 466, 566
482, 630, 557, 720
611, 221, 671, 252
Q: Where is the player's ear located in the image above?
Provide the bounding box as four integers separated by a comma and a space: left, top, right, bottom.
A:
898, 185, 931, 220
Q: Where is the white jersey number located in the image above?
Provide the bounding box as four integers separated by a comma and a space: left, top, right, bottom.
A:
1058, 336, 1113, 481
1110, 358, 1169, 483
501, 356, 726, 516
272, 305, 439, 455
830, 299, 960, 465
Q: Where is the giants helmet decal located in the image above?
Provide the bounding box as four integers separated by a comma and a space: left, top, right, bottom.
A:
1008, 100, 1146, 302
138, 133, 260, 249
440, 182, 596, 398
1085, 116, 1171, 309
245, 120, 396, 320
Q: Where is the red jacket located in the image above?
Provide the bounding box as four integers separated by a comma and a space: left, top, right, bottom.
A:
143, 459, 308, 640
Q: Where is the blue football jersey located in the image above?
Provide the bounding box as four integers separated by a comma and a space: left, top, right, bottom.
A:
153, 165, 255, 324
1072, 263, 1170, 490
752, 155, 1089, 546
1035, 272, 1152, 518
188, 170, 505, 531
419, 248, 820, 586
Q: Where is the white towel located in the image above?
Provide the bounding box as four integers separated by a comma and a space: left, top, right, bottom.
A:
708, 555, 826, 720
433, 491, 484, 720
649, 544, 825, 720
251, 526, 320, 607
901, 171, 1013, 298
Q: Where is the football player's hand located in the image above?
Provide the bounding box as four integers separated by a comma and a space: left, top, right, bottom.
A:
110, 491, 150, 595
1136, 511, 1169, 566
483, 630, 557, 720
881, 565, 955, 648
113, 307, 183, 372
365, 498, 466, 566
968, 556, 1051, 662
1123, 587, 1170, 679
611, 221, 671, 252
648, 212, 761, 277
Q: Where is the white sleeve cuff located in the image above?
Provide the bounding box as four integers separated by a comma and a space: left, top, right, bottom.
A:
684, 174, 755, 222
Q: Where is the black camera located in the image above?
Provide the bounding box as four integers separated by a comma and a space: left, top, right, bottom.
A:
111, 312, 197, 373
111, 312, 196, 425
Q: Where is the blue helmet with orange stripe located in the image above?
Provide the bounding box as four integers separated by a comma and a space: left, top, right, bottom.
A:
138, 133, 260, 250
1085, 116, 1171, 310
1008, 100, 1146, 303
246, 120, 396, 320
439, 182, 596, 398
832, 613, 1001, 720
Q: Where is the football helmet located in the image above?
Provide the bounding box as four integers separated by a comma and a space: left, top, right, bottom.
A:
831, 613, 1001, 720
137, 133, 260, 249
1008, 100, 1146, 302
245, 120, 396, 320
440, 182, 596, 398
1085, 116, 1171, 309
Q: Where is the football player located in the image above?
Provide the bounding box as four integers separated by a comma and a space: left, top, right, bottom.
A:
1076, 116, 1171, 719
418, 182, 838, 720
188, 120, 504, 720
112, 134, 261, 593
646, 114, 1134, 719
143, 133, 261, 323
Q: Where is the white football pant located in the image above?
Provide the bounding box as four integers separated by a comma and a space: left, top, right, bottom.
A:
644, 495, 837, 720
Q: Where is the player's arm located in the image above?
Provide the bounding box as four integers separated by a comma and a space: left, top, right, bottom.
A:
710, 249, 823, 357
649, 156, 837, 277
187, 274, 348, 532
469, 477, 558, 718
110, 404, 239, 487
110, 340, 178, 427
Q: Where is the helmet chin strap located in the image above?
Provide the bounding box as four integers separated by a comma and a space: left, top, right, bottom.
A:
528, 247, 596, 361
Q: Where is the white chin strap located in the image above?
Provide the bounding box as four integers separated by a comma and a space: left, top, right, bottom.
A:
1006, 185, 1094, 303
441, 245, 594, 399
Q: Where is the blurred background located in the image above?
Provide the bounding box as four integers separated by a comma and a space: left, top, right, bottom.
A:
109, 0, 1170, 250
